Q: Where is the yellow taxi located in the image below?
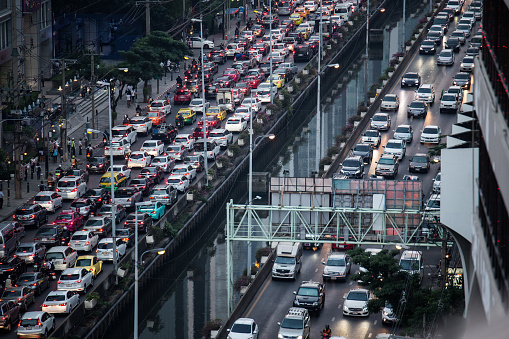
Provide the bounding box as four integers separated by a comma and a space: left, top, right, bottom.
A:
289, 13, 303, 25
75, 255, 103, 278
296, 27, 310, 40
206, 106, 227, 121
266, 75, 285, 88
294, 7, 309, 18
99, 172, 128, 191
178, 107, 196, 125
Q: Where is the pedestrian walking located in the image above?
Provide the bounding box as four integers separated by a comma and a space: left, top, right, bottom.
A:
67, 137, 71, 155
0, 190, 4, 209
41, 71, 45, 87
38, 181, 45, 192
78, 139, 83, 155
38, 148, 44, 163
52, 148, 58, 163
36, 164, 41, 180
126, 92, 131, 108
70, 138, 76, 157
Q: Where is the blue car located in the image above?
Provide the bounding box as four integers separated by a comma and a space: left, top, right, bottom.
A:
138, 201, 166, 220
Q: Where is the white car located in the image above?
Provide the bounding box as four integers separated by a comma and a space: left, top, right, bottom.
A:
456, 23, 471, 37
70, 231, 99, 252
166, 144, 189, 161
393, 125, 414, 144
304, 0, 318, 11
415, 84, 435, 104
445, 0, 461, 13
128, 151, 152, 168
440, 93, 460, 113
189, 98, 210, 114
17, 311, 56, 338
254, 87, 277, 103
174, 134, 195, 150
420, 125, 442, 144
57, 267, 94, 293
437, 49, 455, 66
140, 140, 164, 157
42, 290, 80, 314
193, 139, 221, 160
382, 139, 407, 160
128, 116, 153, 135
188, 36, 215, 49
149, 99, 171, 115
343, 289, 371, 317
273, 43, 289, 57
460, 55, 475, 72
56, 176, 87, 200
226, 43, 243, 58
209, 129, 233, 148
225, 117, 248, 133
45, 246, 78, 271
104, 137, 131, 157
111, 125, 137, 145
227, 318, 259, 339
33, 191, 63, 213
241, 97, 262, 113
380, 94, 400, 111
370, 113, 391, 131
433, 172, 441, 192
171, 164, 197, 181
107, 164, 131, 179
167, 175, 190, 192
361, 129, 381, 147
151, 155, 175, 173
96, 238, 127, 261
234, 107, 252, 120
249, 50, 263, 63
15, 242, 46, 264
299, 22, 315, 35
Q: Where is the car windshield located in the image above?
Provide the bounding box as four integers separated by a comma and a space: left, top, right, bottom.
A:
143, 142, 157, 148
386, 142, 402, 149
116, 190, 133, 198
152, 189, 169, 195
98, 242, 113, 250
364, 131, 378, 137
327, 258, 346, 266
354, 145, 370, 152
372, 115, 387, 122
60, 274, 80, 281
275, 257, 295, 264
343, 159, 360, 167
418, 87, 432, 94
405, 73, 419, 79
45, 252, 64, 260
130, 153, 145, 159
410, 101, 425, 108
231, 323, 251, 333
440, 51, 452, 57
463, 57, 474, 63
131, 179, 146, 185
412, 156, 428, 163
400, 259, 420, 270
71, 234, 88, 241
167, 146, 182, 152
57, 181, 76, 188
172, 167, 188, 174
423, 127, 438, 134
436, 173, 441, 181
297, 287, 319, 296
395, 127, 410, 133
427, 199, 440, 208
89, 157, 104, 165
2, 289, 22, 297
37, 228, 57, 236
281, 318, 304, 329
34, 195, 51, 202
147, 112, 160, 118
85, 219, 104, 227
17, 245, 34, 252
442, 94, 457, 101
46, 294, 66, 302
455, 73, 469, 80
21, 319, 39, 327
76, 258, 92, 266
347, 291, 368, 301
457, 24, 470, 30
167, 177, 183, 184
71, 201, 88, 208
129, 119, 146, 125
383, 96, 396, 102
18, 274, 36, 282
379, 158, 395, 165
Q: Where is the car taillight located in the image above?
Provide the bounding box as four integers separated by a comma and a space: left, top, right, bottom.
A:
59, 303, 67, 306
99, 228, 103, 232
122, 237, 129, 242
57, 281, 62, 284
42, 304, 48, 308
179, 181, 183, 184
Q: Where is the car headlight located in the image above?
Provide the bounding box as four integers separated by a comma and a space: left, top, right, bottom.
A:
313, 302, 319, 306
363, 307, 368, 312
343, 305, 349, 311
297, 336, 303, 339
294, 300, 300, 305
278, 334, 284, 339
383, 311, 390, 316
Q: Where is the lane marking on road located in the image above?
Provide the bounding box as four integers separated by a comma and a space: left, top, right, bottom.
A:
315, 268, 318, 272
338, 303, 342, 309
349, 281, 353, 285
245, 277, 271, 317
331, 317, 336, 322
368, 333, 372, 338
373, 320, 377, 325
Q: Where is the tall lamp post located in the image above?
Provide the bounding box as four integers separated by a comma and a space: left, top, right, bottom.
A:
269, 1, 273, 104
364, 0, 370, 106
191, 16, 208, 185
87, 79, 117, 285
246, 118, 275, 277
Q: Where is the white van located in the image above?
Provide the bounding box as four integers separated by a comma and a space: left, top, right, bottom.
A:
399, 250, 423, 282
272, 242, 303, 280
0, 221, 20, 257
56, 176, 87, 200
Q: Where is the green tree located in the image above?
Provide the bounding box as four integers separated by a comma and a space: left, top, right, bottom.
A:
347, 247, 464, 336
118, 31, 190, 102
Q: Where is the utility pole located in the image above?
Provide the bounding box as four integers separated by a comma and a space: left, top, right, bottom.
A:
146, 0, 151, 35
11, 0, 22, 199
61, 59, 67, 162
91, 54, 96, 130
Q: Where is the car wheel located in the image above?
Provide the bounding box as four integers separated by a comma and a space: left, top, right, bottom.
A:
83, 284, 88, 294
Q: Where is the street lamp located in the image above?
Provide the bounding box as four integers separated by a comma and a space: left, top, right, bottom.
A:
93, 80, 118, 285
191, 16, 208, 185
269, 2, 273, 104
134, 237, 165, 339
246, 129, 275, 277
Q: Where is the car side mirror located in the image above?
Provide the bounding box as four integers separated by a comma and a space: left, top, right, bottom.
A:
293, 291, 297, 295
277, 322, 281, 326
322, 261, 326, 265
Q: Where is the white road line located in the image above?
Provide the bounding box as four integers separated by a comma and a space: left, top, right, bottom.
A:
315, 268, 318, 272
331, 317, 336, 322
338, 304, 342, 309
349, 281, 353, 285
373, 320, 377, 325
368, 333, 372, 338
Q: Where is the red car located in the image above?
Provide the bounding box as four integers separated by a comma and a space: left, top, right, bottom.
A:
223, 68, 241, 82
192, 125, 213, 139
331, 236, 355, 251
174, 88, 192, 105
53, 210, 84, 232
243, 76, 261, 89
198, 116, 221, 130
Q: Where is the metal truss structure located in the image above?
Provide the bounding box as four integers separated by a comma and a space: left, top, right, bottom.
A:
225, 200, 440, 313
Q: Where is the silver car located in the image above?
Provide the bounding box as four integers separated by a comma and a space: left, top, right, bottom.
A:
393, 125, 414, 144
437, 49, 454, 66
370, 113, 391, 131
322, 253, 351, 281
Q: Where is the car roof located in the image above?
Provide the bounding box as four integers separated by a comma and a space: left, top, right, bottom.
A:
233, 318, 255, 325
328, 253, 348, 259
48, 290, 68, 295
62, 267, 83, 274
47, 246, 70, 252
419, 84, 433, 89
22, 311, 46, 319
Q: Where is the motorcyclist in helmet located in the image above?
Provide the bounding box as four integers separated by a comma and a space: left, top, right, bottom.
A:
321, 325, 331, 338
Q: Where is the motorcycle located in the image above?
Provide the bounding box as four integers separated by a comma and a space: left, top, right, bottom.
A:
41, 261, 57, 280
